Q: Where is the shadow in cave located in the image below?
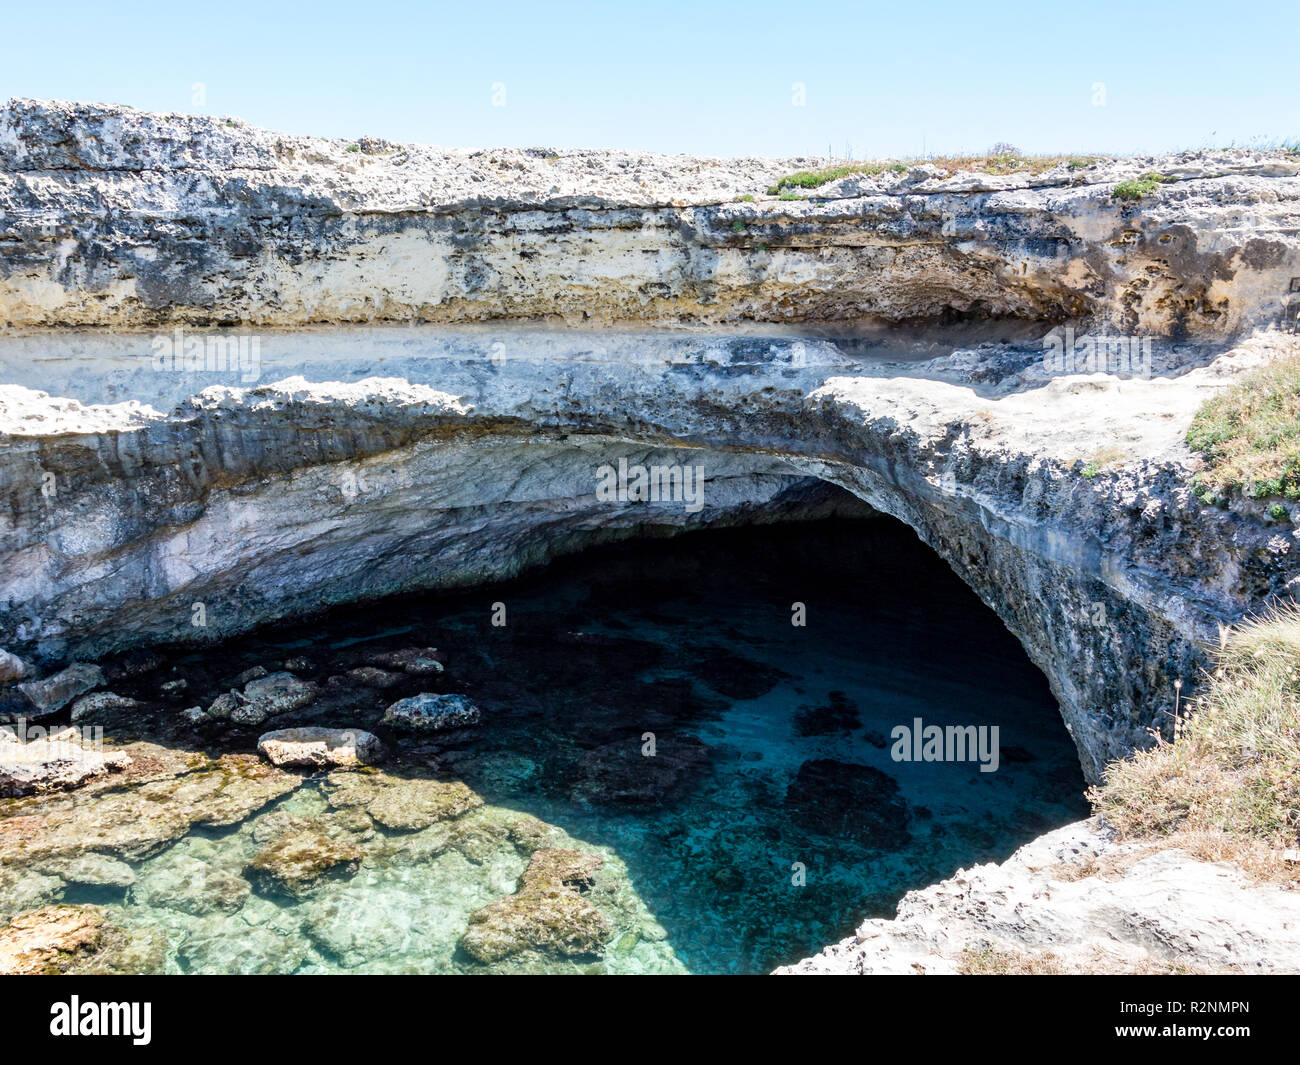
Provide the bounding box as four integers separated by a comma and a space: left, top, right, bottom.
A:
68, 506, 1090, 974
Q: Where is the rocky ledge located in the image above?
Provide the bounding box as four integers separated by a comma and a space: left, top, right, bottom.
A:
775, 820, 1300, 974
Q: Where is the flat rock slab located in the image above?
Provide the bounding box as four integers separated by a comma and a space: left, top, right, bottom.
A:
257, 727, 384, 768
16, 663, 104, 717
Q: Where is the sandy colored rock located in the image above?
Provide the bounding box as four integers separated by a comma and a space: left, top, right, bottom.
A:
257, 726, 385, 768
365, 777, 482, 831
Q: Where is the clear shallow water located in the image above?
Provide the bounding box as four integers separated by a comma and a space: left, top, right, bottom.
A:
27, 517, 1089, 974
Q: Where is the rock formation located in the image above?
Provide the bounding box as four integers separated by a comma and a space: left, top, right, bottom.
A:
2, 100, 1300, 973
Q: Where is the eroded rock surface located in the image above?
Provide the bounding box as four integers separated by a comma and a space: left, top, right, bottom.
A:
775, 821, 1300, 974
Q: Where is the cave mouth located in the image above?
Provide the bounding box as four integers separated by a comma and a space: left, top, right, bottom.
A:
39, 513, 1089, 974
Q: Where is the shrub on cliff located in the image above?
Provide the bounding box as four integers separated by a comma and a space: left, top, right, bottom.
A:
1187, 354, 1300, 504
1092, 606, 1300, 868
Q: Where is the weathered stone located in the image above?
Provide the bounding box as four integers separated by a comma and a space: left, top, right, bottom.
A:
369, 647, 446, 675
382, 693, 481, 731
0, 737, 131, 798
0, 649, 29, 684
16, 663, 104, 717
776, 821, 1300, 975
245, 827, 363, 898
460, 848, 612, 963
69, 691, 141, 723
366, 778, 482, 831
136, 854, 251, 915
257, 726, 385, 768
230, 672, 319, 726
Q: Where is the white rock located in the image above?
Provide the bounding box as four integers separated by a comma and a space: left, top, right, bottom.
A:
257, 727, 384, 768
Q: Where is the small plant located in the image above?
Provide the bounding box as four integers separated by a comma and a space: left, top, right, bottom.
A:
1187, 353, 1300, 502
738, 194, 755, 202
345, 144, 360, 153
1112, 172, 1176, 201
1269, 502, 1290, 521
730, 220, 746, 233
1080, 446, 1126, 478
1067, 156, 1095, 169
778, 192, 801, 200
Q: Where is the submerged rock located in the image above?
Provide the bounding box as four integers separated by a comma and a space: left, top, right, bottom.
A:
15, 663, 104, 717
382, 693, 481, 731
366, 777, 482, 831
35, 853, 135, 891
460, 849, 611, 963
570, 734, 710, 809
0, 750, 301, 864
137, 854, 251, 915
257, 726, 385, 768
792, 690, 861, 736
346, 666, 404, 689
369, 647, 446, 676
0, 904, 166, 975
784, 759, 911, 847
245, 827, 363, 898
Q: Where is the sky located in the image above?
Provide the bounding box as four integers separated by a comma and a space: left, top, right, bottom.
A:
3, 0, 1296, 159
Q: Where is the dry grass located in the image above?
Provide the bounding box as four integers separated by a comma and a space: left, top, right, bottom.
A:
1079, 445, 1127, 478
958, 943, 1216, 975
767, 152, 1100, 194
1090, 605, 1300, 879
1187, 353, 1300, 504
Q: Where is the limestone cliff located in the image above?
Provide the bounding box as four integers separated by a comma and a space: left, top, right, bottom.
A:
1, 99, 1299, 793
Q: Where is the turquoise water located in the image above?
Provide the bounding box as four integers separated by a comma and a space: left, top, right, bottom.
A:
30, 517, 1089, 974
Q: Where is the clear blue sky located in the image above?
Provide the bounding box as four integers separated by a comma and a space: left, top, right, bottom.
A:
3, 0, 1295, 158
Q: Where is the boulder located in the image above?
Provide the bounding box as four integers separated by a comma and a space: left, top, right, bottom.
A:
0, 649, 29, 685
69, 691, 141, 723
230, 671, 319, 726
382, 692, 480, 731
257, 727, 384, 768
369, 647, 446, 675
16, 663, 104, 717
346, 666, 403, 689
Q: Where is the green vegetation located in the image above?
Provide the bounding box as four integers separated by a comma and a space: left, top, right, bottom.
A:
777, 192, 801, 201
1079, 446, 1126, 478
730, 220, 746, 233
1091, 607, 1300, 877
1187, 354, 1300, 503
1112, 172, 1176, 201
738, 194, 755, 202
345, 144, 360, 153
767, 150, 1103, 195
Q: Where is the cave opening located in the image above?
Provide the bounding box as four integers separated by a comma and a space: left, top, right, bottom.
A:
37, 504, 1089, 974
